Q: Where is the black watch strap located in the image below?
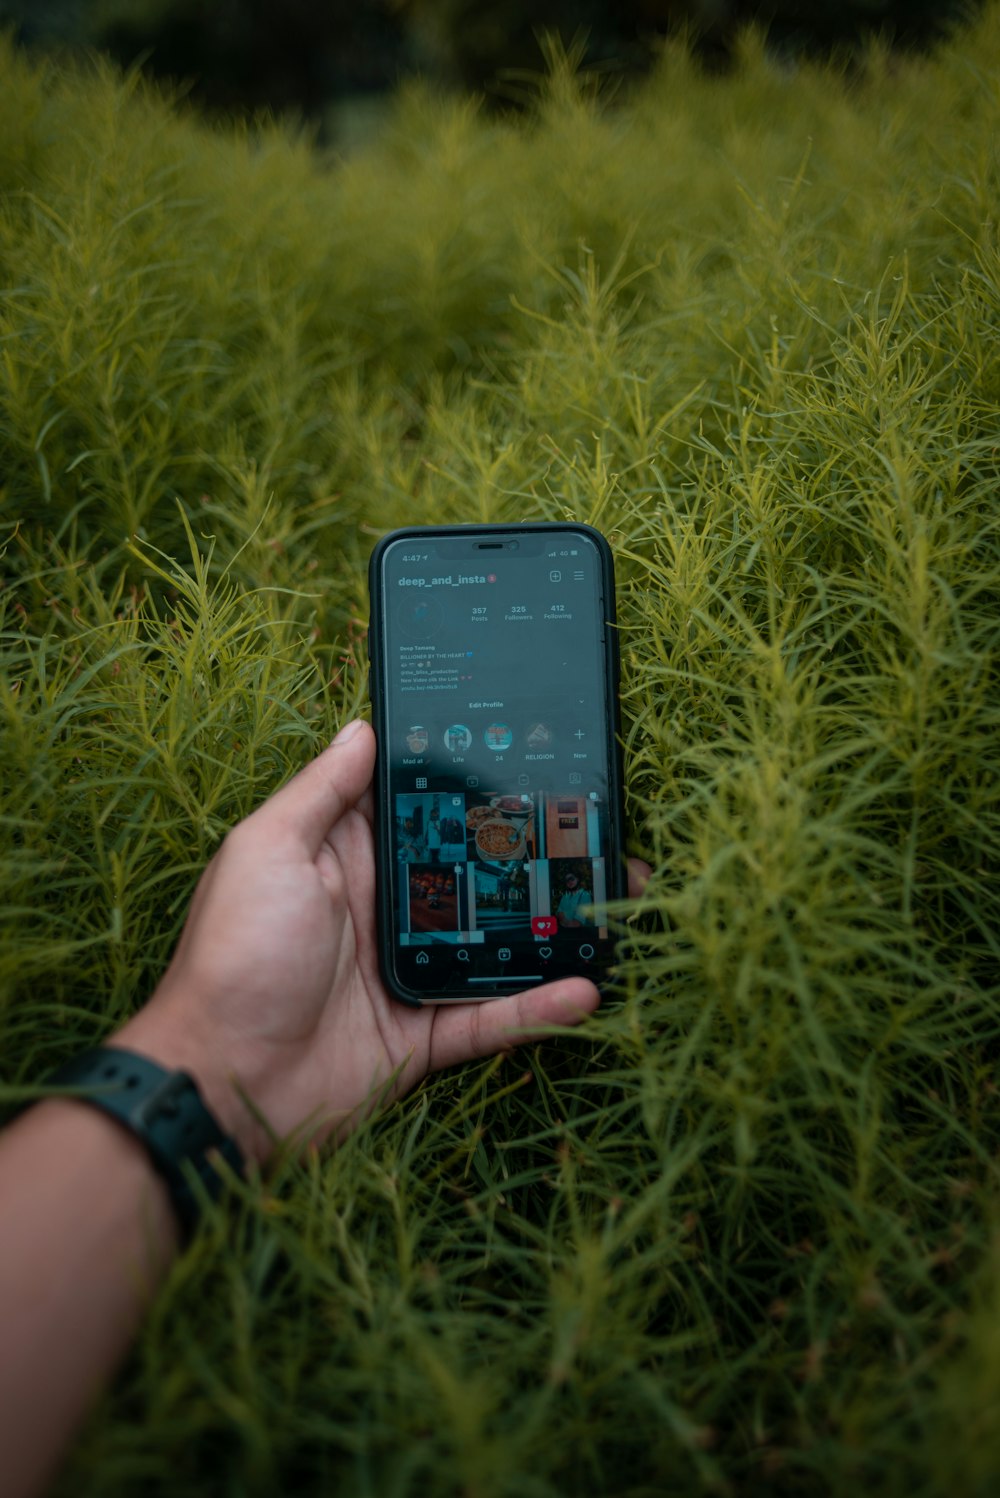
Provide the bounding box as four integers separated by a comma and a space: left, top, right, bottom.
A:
47, 1047, 245, 1239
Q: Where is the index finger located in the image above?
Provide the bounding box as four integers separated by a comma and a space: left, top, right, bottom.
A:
248, 719, 376, 857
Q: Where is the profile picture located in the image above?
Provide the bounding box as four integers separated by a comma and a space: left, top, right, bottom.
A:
395, 595, 443, 638
405, 725, 429, 753
484, 722, 513, 750
444, 723, 472, 752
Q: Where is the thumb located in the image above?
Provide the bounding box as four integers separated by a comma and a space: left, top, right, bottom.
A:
252, 719, 376, 854
428, 978, 601, 1072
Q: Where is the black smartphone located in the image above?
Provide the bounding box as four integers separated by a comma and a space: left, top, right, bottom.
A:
367, 523, 626, 1005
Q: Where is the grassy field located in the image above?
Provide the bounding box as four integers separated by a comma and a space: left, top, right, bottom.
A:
2, 12, 999, 1495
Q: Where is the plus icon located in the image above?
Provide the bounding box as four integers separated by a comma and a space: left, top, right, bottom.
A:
574, 729, 586, 740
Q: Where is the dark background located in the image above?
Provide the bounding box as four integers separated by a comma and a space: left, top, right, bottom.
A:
0, 1, 982, 127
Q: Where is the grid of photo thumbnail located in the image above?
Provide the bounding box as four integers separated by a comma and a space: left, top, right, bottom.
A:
395, 786, 608, 944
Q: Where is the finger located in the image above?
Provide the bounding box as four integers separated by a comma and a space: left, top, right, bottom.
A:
428, 978, 600, 1072
628, 857, 652, 897
249, 719, 377, 856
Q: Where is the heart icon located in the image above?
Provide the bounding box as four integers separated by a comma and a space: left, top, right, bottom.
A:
532, 915, 558, 938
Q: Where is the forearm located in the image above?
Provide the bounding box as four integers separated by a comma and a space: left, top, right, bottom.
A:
0, 1098, 179, 1498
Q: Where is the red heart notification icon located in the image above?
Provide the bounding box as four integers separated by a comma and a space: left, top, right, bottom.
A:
532, 915, 558, 938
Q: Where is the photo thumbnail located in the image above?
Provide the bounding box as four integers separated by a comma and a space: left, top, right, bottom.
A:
543, 792, 602, 859
472, 861, 532, 936
395, 791, 466, 864
405, 864, 462, 934
464, 788, 537, 865
550, 857, 607, 934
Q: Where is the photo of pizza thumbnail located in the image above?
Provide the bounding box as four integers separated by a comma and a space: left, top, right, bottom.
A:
464, 788, 537, 864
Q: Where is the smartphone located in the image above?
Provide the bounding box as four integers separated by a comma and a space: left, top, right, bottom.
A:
367, 523, 626, 1005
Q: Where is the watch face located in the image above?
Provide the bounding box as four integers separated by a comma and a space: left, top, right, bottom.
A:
370, 525, 624, 1003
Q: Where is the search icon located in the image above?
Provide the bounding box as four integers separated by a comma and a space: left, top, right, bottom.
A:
456, 949, 469, 962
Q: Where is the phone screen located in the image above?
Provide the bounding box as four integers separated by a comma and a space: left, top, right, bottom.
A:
369, 524, 624, 1003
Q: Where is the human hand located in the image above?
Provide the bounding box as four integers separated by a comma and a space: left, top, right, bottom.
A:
118, 720, 650, 1167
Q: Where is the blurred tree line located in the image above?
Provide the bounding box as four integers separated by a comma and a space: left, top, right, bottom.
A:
0, 0, 982, 122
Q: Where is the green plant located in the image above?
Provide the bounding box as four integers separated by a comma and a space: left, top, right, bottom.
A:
1, 14, 998, 1494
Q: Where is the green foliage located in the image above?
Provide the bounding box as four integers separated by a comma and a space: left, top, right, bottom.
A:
1, 13, 999, 1495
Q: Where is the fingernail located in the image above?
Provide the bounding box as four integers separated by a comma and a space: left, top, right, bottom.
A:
332, 719, 365, 745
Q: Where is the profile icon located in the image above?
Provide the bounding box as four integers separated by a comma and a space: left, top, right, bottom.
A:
484, 722, 513, 751
396, 596, 444, 638
405, 725, 429, 754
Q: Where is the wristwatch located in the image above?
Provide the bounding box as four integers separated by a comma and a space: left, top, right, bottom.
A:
46, 1046, 245, 1239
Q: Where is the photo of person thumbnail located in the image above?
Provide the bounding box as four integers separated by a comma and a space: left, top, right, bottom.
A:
405, 865, 460, 934
395, 791, 466, 863
550, 858, 597, 929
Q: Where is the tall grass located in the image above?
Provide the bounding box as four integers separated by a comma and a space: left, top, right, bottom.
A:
1, 12, 999, 1494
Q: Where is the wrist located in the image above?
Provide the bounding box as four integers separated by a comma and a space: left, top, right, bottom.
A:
46, 1047, 245, 1239
113, 1006, 270, 1170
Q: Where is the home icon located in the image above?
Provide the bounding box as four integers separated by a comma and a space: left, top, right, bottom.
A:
415, 951, 429, 965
